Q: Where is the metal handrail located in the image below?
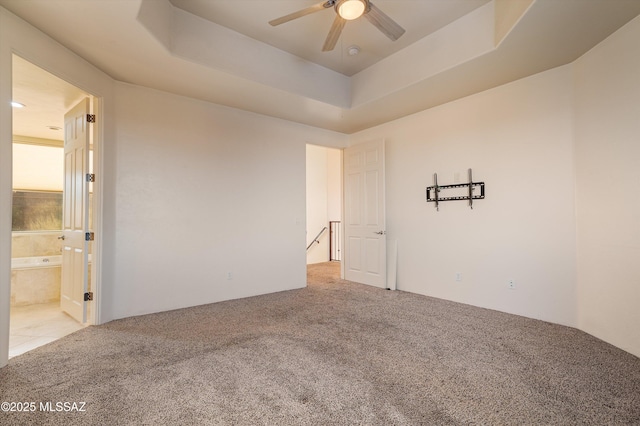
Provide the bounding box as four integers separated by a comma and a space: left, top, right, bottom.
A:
306, 226, 328, 250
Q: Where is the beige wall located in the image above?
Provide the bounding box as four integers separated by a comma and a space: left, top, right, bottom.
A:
326, 148, 342, 224
574, 15, 640, 357
350, 65, 578, 327
306, 144, 330, 264
111, 83, 346, 319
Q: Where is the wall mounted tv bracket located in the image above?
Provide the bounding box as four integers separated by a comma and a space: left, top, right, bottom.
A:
426, 168, 485, 211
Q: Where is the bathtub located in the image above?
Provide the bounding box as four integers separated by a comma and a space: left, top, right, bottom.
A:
11, 255, 62, 270
11, 255, 63, 306
10, 254, 93, 270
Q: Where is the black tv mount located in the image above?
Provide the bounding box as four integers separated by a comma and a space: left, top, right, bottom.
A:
426, 168, 485, 211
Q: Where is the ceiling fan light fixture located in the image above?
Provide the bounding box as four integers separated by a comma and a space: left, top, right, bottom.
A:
337, 0, 366, 20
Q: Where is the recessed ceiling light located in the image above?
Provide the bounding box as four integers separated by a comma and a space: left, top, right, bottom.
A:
48, 126, 62, 131
11, 101, 25, 108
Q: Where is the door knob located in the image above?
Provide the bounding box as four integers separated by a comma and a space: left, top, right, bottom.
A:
57, 235, 65, 240
374, 231, 386, 235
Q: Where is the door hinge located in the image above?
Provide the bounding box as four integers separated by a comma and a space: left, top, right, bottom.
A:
85, 232, 95, 241
84, 292, 93, 301
86, 114, 96, 123
86, 173, 95, 183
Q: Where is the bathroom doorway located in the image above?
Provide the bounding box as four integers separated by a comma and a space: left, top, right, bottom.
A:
9, 55, 95, 357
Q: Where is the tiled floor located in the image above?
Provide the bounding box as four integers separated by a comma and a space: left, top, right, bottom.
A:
9, 302, 85, 358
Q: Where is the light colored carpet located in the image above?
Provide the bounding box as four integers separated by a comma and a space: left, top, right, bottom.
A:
1, 262, 639, 425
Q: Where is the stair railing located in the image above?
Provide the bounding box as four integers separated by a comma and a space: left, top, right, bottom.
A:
306, 226, 328, 250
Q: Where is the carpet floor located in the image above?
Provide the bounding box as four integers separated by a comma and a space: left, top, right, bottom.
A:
1, 262, 639, 425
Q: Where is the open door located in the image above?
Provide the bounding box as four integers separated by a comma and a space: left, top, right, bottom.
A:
343, 139, 386, 288
60, 98, 91, 323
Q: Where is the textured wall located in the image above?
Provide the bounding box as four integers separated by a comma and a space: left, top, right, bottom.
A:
574, 15, 640, 357
111, 82, 346, 319
350, 66, 577, 327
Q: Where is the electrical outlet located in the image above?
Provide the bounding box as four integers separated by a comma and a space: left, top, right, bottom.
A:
508, 279, 516, 289
455, 272, 462, 282
227, 272, 233, 280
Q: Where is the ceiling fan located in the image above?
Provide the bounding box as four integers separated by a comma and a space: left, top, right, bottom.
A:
269, 0, 405, 52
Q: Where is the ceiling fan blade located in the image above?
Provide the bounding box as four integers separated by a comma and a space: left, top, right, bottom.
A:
364, 1, 405, 41
269, 1, 331, 26
322, 14, 346, 51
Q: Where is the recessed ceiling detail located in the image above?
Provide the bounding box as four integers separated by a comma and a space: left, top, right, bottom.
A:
138, 0, 351, 109
2, 0, 640, 134
138, 0, 498, 109
168, 0, 491, 77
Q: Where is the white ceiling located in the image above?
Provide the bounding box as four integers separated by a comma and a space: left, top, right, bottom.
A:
168, 0, 491, 76
3, 0, 640, 137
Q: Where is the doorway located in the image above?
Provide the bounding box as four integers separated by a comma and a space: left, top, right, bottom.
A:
306, 144, 342, 270
9, 55, 95, 357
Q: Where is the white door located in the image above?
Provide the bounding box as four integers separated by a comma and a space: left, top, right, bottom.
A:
343, 139, 386, 288
60, 98, 90, 323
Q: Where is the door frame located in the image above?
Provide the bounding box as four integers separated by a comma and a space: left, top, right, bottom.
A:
1, 51, 105, 365
13, 59, 102, 326
1, 10, 114, 368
